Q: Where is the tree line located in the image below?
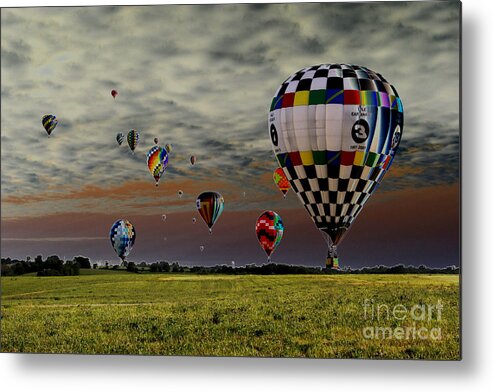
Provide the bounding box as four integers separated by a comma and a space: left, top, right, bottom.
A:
1, 255, 91, 276
2, 256, 459, 276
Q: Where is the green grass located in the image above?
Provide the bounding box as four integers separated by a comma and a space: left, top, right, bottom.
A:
0, 273, 460, 359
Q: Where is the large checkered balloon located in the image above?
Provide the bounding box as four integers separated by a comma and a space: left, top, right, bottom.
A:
109, 219, 136, 262
268, 64, 403, 268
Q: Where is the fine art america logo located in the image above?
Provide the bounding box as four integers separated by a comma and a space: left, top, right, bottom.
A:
362, 299, 443, 340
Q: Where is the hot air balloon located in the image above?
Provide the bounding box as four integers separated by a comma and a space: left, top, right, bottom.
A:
268, 64, 403, 268
255, 211, 284, 262
196, 191, 224, 234
165, 143, 173, 153
162, 214, 167, 222
42, 114, 58, 136
127, 130, 139, 153
178, 190, 183, 198
146, 145, 169, 186
273, 167, 290, 198
192, 217, 196, 224
200, 245, 205, 252
111, 89, 118, 99
116, 132, 124, 146
154, 137, 159, 145
190, 155, 196, 165
109, 219, 136, 263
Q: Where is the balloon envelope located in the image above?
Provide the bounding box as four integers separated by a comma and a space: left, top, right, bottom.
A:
190, 155, 196, 165
255, 210, 284, 261
111, 89, 118, 99
116, 132, 124, 145
42, 114, 58, 136
154, 137, 159, 145
196, 191, 224, 233
146, 146, 169, 186
268, 64, 403, 267
127, 130, 139, 152
109, 219, 136, 262
273, 167, 290, 197
165, 143, 173, 153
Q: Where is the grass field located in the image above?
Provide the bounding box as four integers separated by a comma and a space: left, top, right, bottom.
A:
0, 272, 460, 359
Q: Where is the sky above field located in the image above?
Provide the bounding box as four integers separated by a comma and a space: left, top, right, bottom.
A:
1, 2, 460, 267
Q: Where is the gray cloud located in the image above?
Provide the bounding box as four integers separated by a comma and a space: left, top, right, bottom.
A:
1, 2, 459, 219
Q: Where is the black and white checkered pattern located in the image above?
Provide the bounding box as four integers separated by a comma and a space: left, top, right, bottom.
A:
274, 64, 399, 99
282, 162, 385, 238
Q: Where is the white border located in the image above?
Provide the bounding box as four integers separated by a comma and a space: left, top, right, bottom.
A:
1, 0, 492, 391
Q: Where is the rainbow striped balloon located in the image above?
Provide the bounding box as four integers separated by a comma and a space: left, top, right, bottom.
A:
196, 191, 224, 234
146, 146, 169, 186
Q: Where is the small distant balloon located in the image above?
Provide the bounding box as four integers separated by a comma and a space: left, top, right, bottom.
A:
243, 191, 246, 198
178, 190, 183, 198
116, 132, 124, 146
192, 217, 197, 224
42, 114, 58, 137
190, 155, 196, 165
127, 130, 139, 153
165, 143, 173, 153
162, 214, 167, 222
111, 89, 118, 99
273, 167, 290, 198
200, 245, 205, 252
154, 137, 159, 145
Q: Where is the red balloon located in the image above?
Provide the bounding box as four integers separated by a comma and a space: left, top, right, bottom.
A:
111, 89, 118, 99
255, 211, 284, 261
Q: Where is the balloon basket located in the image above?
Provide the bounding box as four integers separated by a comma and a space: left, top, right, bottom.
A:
325, 257, 340, 270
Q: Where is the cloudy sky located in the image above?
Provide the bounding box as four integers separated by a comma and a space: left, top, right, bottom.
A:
1, 2, 460, 267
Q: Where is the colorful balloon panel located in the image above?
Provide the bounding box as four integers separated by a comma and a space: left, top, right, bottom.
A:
196, 191, 224, 232
42, 114, 58, 136
268, 64, 403, 264
273, 167, 290, 196
109, 219, 136, 262
255, 210, 284, 260
146, 146, 169, 186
